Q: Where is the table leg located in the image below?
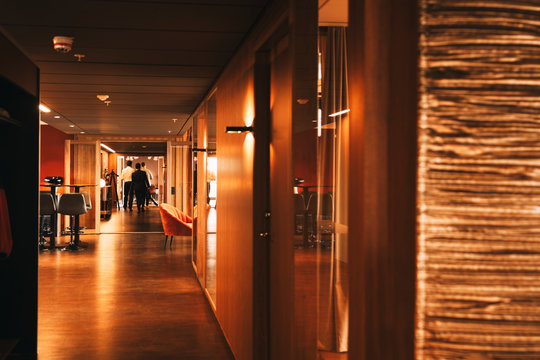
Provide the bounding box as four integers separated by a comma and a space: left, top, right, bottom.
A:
48, 187, 57, 250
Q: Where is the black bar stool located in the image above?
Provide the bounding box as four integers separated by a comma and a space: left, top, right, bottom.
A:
58, 193, 87, 251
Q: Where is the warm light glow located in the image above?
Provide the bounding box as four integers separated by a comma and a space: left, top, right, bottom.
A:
243, 83, 254, 127
39, 104, 51, 113
243, 132, 254, 170
207, 156, 217, 181
100, 178, 106, 187
100, 143, 115, 153
328, 109, 350, 117
54, 115, 60, 119
69, 124, 75, 128
40, 120, 48, 125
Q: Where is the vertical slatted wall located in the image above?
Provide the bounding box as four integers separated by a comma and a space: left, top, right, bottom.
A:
417, 1, 540, 358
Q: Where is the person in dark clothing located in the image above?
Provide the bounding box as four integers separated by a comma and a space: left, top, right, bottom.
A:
131, 163, 150, 213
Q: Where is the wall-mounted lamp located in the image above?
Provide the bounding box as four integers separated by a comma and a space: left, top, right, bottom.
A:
225, 126, 253, 133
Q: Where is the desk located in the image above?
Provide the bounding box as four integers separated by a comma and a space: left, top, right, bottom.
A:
40, 183, 96, 250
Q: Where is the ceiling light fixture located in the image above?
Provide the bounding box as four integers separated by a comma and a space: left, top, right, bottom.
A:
54, 115, 61, 119
39, 104, 51, 113
80, 131, 85, 134
328, 109, 350, 117
225, 126, 253, 134
69, 124, 75, 128
104, 100, 111, 106
172, 118, 178, 123
97, 94, 109, 101
100, 143, 116, 153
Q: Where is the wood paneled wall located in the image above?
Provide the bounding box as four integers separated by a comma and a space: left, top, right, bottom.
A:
69, 141, 99, 230
417, 1, 540, 358
208, 1, 289, 359
348, 0, 418, 358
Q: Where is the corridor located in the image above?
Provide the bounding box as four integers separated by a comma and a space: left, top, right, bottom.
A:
38, 207, 233, 360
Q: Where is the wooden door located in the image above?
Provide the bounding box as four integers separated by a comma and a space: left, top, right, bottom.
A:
253, 30, 295, 360
64, 140, 100, 232
166, 140, 191, 212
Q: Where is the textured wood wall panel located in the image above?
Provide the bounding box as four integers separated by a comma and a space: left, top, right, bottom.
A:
417, 1, 540, 358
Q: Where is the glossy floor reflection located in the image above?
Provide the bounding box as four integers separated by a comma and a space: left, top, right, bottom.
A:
100, 204, 164, 233
38, 211, 233, 359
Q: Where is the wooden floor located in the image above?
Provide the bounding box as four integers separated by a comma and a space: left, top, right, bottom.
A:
38, 207, 234, 359
100, 203, 164, 233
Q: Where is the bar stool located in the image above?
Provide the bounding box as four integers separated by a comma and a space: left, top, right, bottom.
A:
81, 191, 92, 211
39, 192, 56, 250
58, 193, 87, 251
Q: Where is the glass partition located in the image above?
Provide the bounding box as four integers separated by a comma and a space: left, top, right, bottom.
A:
292, 6, 350, 357
192, 115, 198, 267
316, 26, 349, 358
205, 94, 217, 303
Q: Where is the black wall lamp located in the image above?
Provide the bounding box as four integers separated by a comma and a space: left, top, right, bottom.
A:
225, 126, 253, 134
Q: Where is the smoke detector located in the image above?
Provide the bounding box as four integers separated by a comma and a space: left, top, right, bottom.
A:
52, 36, 74, 53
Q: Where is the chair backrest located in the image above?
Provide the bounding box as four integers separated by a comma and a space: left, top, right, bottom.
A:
58, 193, 87, 216
40, 193, 56, 215
81, 191, 92, 210
161, 203, 192, 224
159, 203, 193, 236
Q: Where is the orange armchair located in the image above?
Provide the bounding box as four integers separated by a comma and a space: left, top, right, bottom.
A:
159, 203, 193, 249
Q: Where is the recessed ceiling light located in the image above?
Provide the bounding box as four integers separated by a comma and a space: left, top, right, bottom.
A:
80, 131, 85, 134
168, 130, 172, 134
172, 118, 178, 122
69, 124, 75, 128
54, 115, 61, 119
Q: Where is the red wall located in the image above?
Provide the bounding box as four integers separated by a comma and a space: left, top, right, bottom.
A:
40, 125, 72, 182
